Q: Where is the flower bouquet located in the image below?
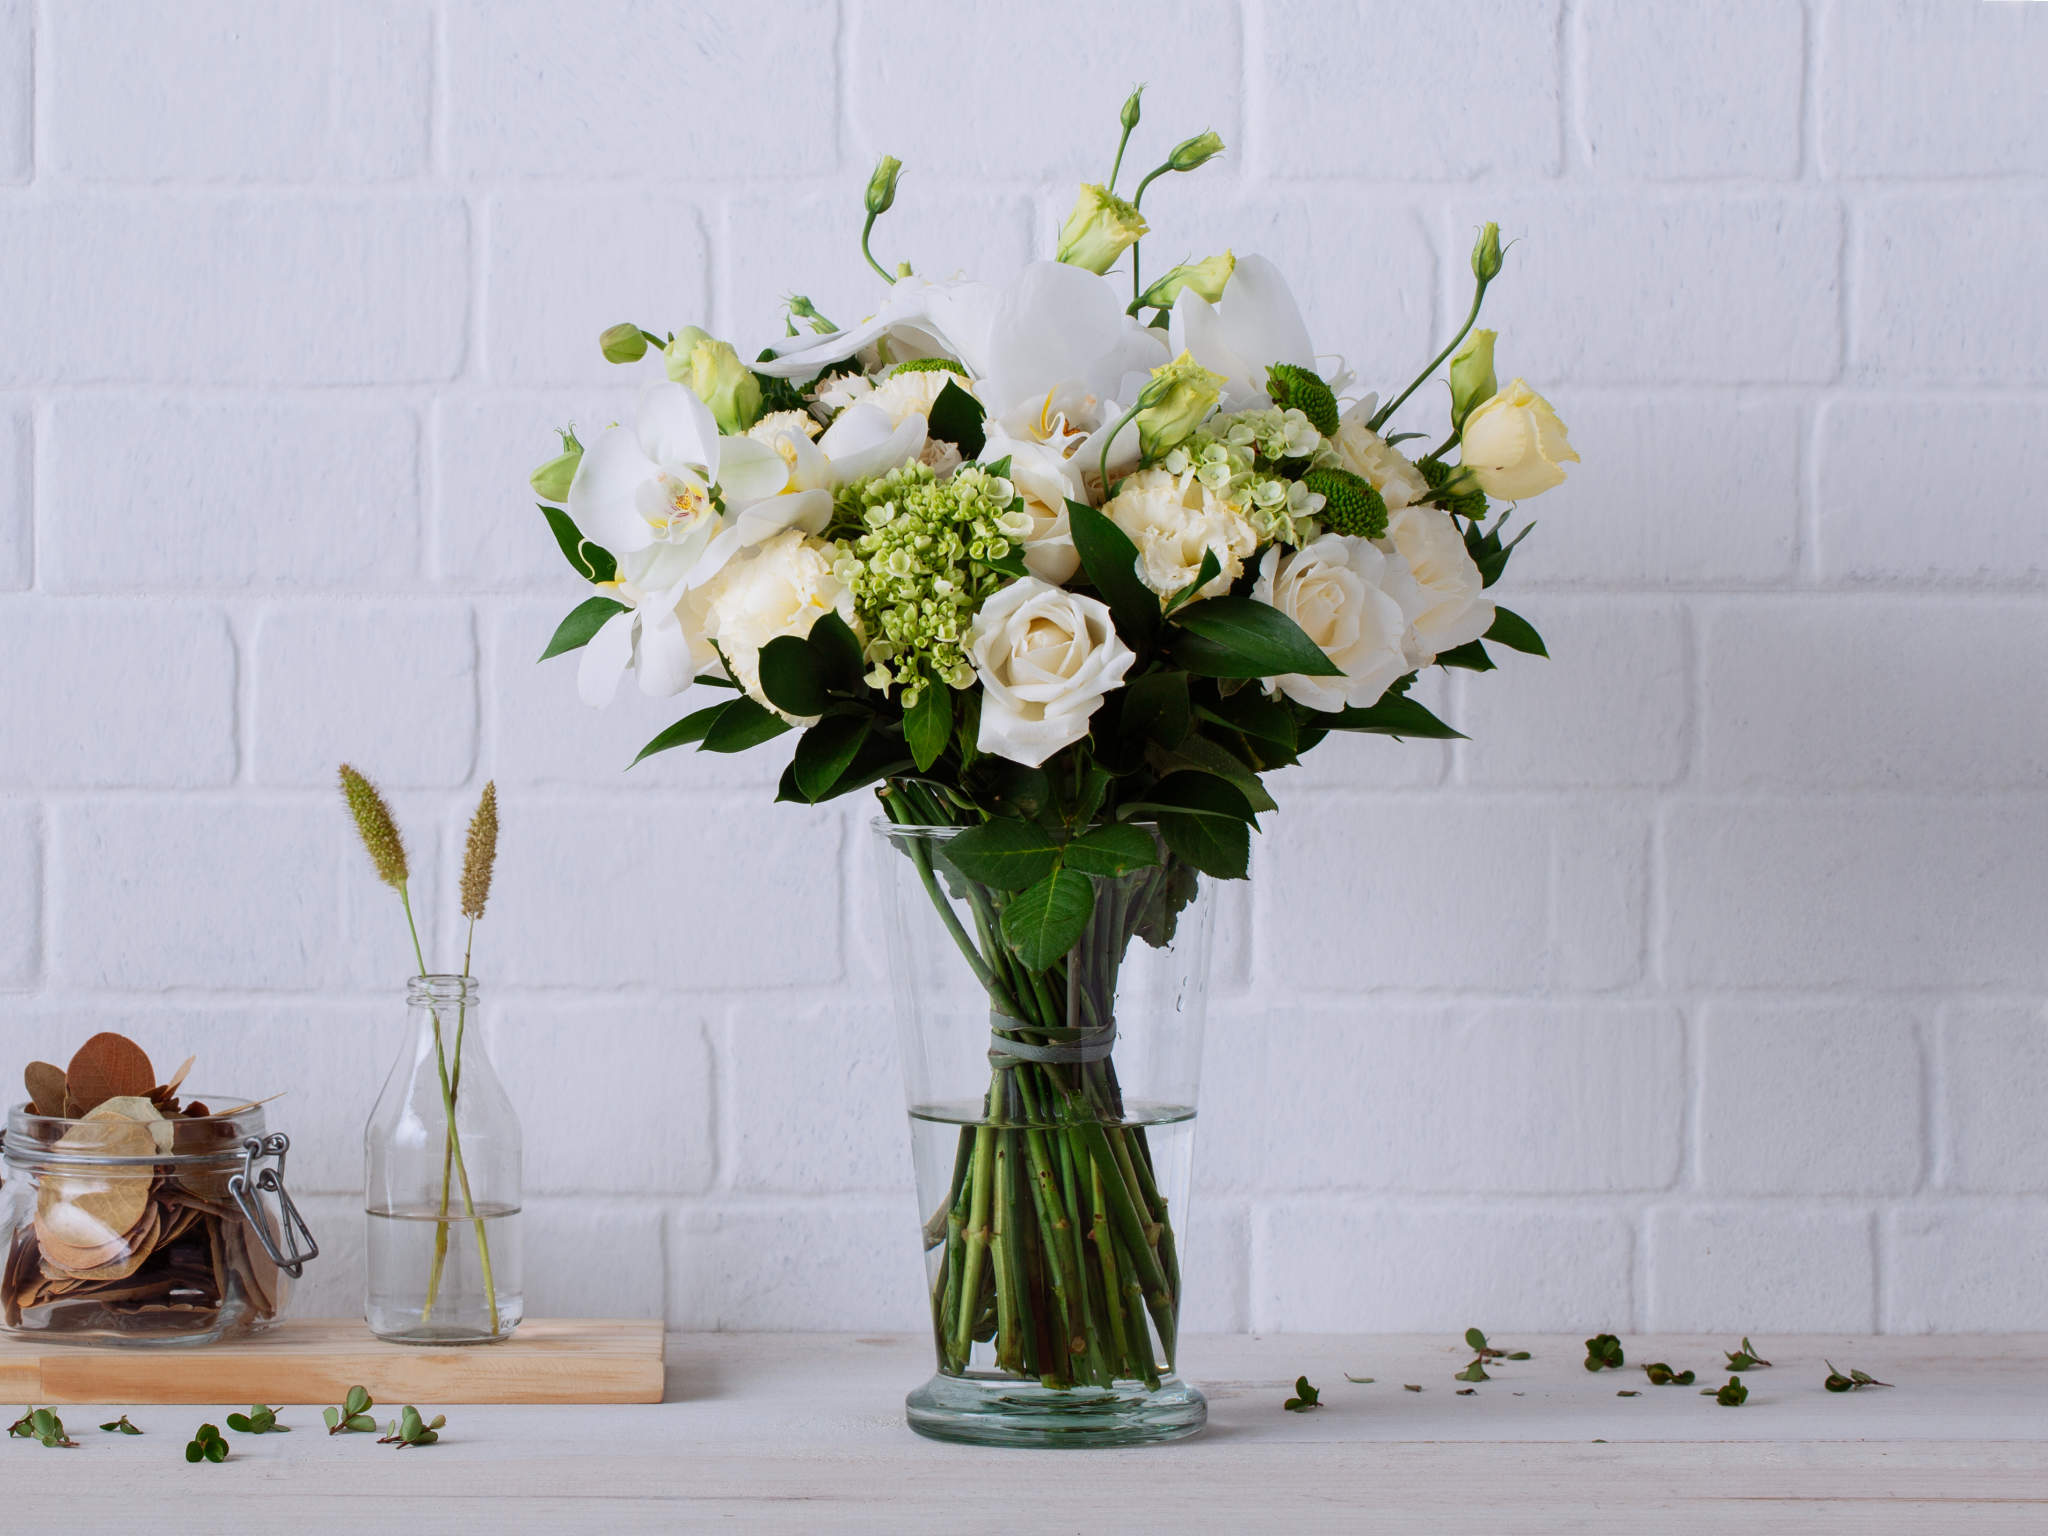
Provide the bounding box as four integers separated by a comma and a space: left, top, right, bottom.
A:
529, 90, 1575, 1444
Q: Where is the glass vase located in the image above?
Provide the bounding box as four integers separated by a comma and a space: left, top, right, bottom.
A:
363, 974, 523, 1343
874, 821, 1216, 1447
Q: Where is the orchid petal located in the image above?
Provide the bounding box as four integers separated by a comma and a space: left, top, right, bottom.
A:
687, 489, 834, 589
634, 607, 702, 698
980, 262, 1126, 416
576, 608, 637, 707
568, 426, 659, 555
829, 415, 926, 485
636, 382, 718, 472
712, 434, 792, 507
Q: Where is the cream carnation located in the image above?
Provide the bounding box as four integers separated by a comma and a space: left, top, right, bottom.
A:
1328, 417, 1430, 510
700, 528, 854, 718
1106, 465, 1258, 603
870, 366, 973, 427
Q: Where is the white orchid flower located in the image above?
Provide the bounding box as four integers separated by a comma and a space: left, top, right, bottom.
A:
575, 562, 714, 708
1167, 253, 1316, 410
754, 277, 994, 380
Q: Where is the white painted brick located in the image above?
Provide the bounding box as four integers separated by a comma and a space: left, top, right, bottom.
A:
720, 194, 1035, 356
1855, 195, 2048, 385
1550, 802, 1649, 992
483, 598, 788, 792
1201, 1002, 1682, 1194
486, 194, 709, 387
1659, 800, 2048, 990
1823, 0, 2048, 176
285, 1195, 367, 1319
0, 0, 26, 183
1646, 1206, 1874, 1332
1702, 599, 2048, 789
48, 802, 344, 990
1445, 196, 1840, 387
1886, 1206, 2048, 1333
1509, 392, 1800, 588
431, 391, 635, 592
0, 198, 468, 385
1254, 1202, 1632, 1331
667, 1197, 926, 1330
1577, 0, 1802, 179
854, 0, 1238, 182
1817, 398, 2048, 584
447, 0, 837, 178
1939, 1001, 2048, 1195
525, 1198, 667, 1318
1258, 1, 1559, 180
1130, 198, 1439, 397
491, 799, 841, 990
0, 601, 235, 786
721, 1002, 904, 1194
252, 603, 476, 788
1697, 1002, 1924, 1196
0, 802, 36, 988
0, 402, 25, 590
48, 1, 429, 181
497, 1000, 714, 1196
1457, 599, 1688, 787
1278, 670, 1450, 792
42, 399, 419, 592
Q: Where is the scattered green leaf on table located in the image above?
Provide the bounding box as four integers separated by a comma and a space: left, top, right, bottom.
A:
1725, 1336, 1772, 1371
99, 1415, 142, 1435
1455, 1388, 1476, 1396
1643, 1362, 1696, 1386
225, 1405, 288, 1434
1823, 1362, 1892, 1393
1616, 1390, 1640, 1397
1454, 1360, 1489, 1382
325, 1386, 378, 1435
1704, 1375, 1748, 1406
10, 1407, 77, 1447
379, 1405, 447, 1448
185, 1422, 229, 1462
1584, 1334, 1625, 1372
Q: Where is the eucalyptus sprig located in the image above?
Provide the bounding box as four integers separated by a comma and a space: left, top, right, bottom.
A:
1823, 1362, 1892, 1393
225, 1404, 289, 1434
99, 1415, 143, 1435
184, 1422, 229, 1463
324, 1385, 378, 1434
9, 1407, 76, 1447
379, 1405, 447, 1447
1724, 1336, 1772, 1371
1583, 1334, 1625, 1372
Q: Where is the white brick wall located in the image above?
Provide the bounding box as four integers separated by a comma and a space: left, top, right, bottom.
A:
1, 0, 2044, 1337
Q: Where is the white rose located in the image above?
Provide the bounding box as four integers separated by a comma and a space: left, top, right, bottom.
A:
966, 578, 1136, 767
1106, 466, 1258, 603
700, 528, 853, 717
1382, 504, 1494, 656
1458, 378, 1578, 501
1253, 534, 1417, 712
1328, 411, 1431, 510
982, 428, 1082, 585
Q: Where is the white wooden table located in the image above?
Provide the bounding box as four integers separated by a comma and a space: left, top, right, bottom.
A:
7, 1333, 2047, 1531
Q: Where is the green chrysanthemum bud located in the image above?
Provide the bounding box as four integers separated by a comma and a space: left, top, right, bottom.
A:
1419, 455, 1489, 521
599, 323, 649, 364
1265, 363, 1340, 437
667, 328, 763, 433
1057, 183, 1148, 274
528, 424, 583, 503
889, 357, 969, 377
1472, 221, 1504, 282
1136, 251, 1235, 311
1303, 466, 1387, 540
1448, 328, 1498, 428
1166, 129, 1225, 173
865, 154, 903, 218
1133, 350, 1224, 460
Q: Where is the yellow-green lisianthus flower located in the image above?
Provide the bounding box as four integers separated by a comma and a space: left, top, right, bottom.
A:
1056, 184, 1147, 274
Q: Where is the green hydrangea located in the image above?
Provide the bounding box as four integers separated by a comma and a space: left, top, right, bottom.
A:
1159, 434, 1315, 547
1302, 465, 1387, 539
1418, 456, 1489, 522
1266, 363, 1341, 436
830, 463, 1024, 699
1215, 405, 1323, 463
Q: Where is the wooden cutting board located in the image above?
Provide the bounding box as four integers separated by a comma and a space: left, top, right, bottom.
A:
0, 1318, 664, 1403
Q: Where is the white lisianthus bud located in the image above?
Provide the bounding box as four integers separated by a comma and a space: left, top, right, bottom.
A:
667, 328, 763, 435
1165, 129, 1225, 173
865, 155, 903, 218
965, 578, 1136, 767
1458, 379, 1578, 501
600, 323, 649, 364
1447, 329, 1498, 429
529, 425, 583, 503
1472, 221, 1504, 282
1131, 351, 1223, 460
1136, 251, 1235, 311
1056, 184, 1148, 274
1253, 534, 1418, 711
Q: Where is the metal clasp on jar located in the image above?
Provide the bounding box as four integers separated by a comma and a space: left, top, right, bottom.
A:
226, 1134, 320, 1277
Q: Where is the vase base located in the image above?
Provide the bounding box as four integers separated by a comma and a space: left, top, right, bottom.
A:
905, 1371, 1206, 1448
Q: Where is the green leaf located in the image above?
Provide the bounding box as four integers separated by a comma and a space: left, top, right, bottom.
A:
926, 379, 986, 458
905, 682, 953, 772
1465, 1328, 1488, 1352
1067, 499, 1158, 647
1001, 866, 1096, 969
632, 700, 733, 765
759, 634, 828, 719
1120, 670, 1191, 750
346, 1413, 377, 1433
1062, 823, 1160, 879
185, 1441, 204, 1463
539, 504, 617, 583
1435, 639, 1494, 672
1171, 597, 1343, 679
1158, 733, 1278, 816
1454, 1360, 1489, 1382
322, 1408, 340, 1430
801, 731, 908, 803
700, 697, 793, 753
806, 610, 866, 694
539, 596, 626, 661
1320, 693, 1465, 739
942, 818, 1063, 891
1160, 548, 1221, 617
963, 758, 1051, 820
1485, 606, 1547, 657
1154, 811, 1250, 880
1121, 770, 1258, 824
793, 713, 870, 801
206, 1437, 228, 1461
226, 1414, 253, 1433
1199, 687, 1299, 760
344, 1386, 370, 1418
